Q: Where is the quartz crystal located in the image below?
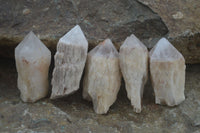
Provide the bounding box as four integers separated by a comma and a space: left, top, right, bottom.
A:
15, 31, 51, 102
51, 25, 88, 99
149, 38, 185, 106
83, 39, 121, 114
119, 34, 148, 113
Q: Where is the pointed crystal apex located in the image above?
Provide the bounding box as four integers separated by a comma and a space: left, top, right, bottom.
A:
20, 31, 42, 46
15, 31, 51, 60
150, 38, 184, 61
25, 31, 35, 40
59, 25, 88, 47
101, 39, 118, 52
122, 34, 147, 50
15, 31, 35, 52
89, 38, 118, 58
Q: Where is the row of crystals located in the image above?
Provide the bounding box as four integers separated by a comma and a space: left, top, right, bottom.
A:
15, 25, 185, 114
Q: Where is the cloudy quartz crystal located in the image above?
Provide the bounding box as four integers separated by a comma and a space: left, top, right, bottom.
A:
15, 31, 51, 102
51, 25, 88, 99
83, 39, 121, 114
149, 38, 185, 106
119, 34, 148, 113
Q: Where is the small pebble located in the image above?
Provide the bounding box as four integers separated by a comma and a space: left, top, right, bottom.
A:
23, 9, 31, 15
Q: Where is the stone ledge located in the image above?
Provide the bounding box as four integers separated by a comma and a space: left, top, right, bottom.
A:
0, 0, 167, 58
0, 0, 200, 63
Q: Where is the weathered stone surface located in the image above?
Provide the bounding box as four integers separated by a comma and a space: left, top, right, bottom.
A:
0, 58, 200, 132
15, 31, 51, 102
51, 25, 88, 99
83, 39, 121, 114
138, 0, 200, 63
0, 0, 168, 58
150, 38, 185, 106
0, 0, 200, 63
119, 34, 148, 113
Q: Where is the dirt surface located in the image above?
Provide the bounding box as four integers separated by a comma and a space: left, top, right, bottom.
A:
0, 58, 199, 132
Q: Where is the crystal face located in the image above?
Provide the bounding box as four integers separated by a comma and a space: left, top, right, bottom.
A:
15, 31, 51, 102
119, 34, 148, 113
83, 39, 121, 114
51, 25, 88, 99
150, 38, 185, 106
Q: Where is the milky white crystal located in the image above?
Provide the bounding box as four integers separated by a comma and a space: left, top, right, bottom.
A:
15, 31, 51, 102
83, 39, 121, 114
119, 34, 148, 113
51, 25, 88, 99
149, 38, 185, 106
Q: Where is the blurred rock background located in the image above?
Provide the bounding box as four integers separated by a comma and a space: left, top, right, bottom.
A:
0, 0, 199, 63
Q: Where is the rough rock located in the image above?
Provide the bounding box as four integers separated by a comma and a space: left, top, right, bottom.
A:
15, 31, 51, 102
0, 0, 168, 59
51, 25, 88, 99
150, 38, 185, 106
138, 0, 200, 63
83, 39, 121, 114
0, 58, 200, 132
1, 0, 200, 63
119, 34, 148, 113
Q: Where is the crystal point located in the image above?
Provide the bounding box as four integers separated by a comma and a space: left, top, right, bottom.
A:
119, 34, 148, 113
150, 37, 183, 61
150, 38, 185, 106
121, 34, 146, 49
83, 39, 121, 114
89, 39, 118, 58
59, 25, 88, 48
15, 31, 51, 102
51, 25, 88, 99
